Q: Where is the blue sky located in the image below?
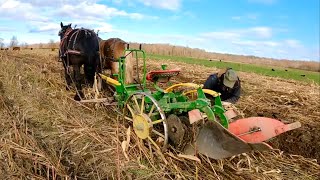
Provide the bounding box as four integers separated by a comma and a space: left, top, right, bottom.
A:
0, 0, 319, 61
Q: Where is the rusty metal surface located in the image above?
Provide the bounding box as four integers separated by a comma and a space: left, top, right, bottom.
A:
167, 114, 187, 149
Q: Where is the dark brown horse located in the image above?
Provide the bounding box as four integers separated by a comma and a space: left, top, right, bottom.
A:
59, 22, 101, 101
99, 38, 134, 84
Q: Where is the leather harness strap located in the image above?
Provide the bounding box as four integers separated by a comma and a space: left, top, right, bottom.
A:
102, 38, 128, 62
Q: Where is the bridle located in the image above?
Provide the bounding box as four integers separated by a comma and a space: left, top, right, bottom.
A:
103, 38, 133, 63
59, 27, 73, 56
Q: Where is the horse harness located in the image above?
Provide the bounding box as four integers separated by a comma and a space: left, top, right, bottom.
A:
102, 38, 132, 63
59, 28, 92, 59
59, 28, 97, 74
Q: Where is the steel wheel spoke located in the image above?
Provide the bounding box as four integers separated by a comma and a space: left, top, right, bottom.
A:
151, 119, 164, 125
126, 104, 135, 117
148, 136, 160, 151
124, 116, 133, 122
152, 129, 165, 138
148, 104, 155, 117
132, 95, 141, 113
140, 96, 145, 114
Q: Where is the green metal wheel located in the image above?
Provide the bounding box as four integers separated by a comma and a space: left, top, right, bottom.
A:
123, 92, 168, 151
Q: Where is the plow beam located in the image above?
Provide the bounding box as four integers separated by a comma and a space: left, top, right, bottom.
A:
98, 73, 121, 86
228, 117, 301, 143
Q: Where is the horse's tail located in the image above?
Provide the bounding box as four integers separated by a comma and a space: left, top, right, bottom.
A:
75, 29, 100, 63
70, 29, 100, 83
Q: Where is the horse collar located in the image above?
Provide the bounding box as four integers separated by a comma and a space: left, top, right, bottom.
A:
108, 38, 123, 62
64, 28, 73, 38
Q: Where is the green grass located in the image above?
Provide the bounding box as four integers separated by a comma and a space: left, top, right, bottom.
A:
147, 54, 320, 85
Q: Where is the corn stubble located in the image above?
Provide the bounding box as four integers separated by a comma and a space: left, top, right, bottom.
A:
0, 49, 319, 180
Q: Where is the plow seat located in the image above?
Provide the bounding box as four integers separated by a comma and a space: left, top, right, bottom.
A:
146, 69, 180, 83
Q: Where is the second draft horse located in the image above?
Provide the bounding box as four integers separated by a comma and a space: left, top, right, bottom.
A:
99, 38, 134, 85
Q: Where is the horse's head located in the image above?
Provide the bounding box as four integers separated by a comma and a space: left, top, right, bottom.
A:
58, 22, 72, 39
108, 38, 127, 60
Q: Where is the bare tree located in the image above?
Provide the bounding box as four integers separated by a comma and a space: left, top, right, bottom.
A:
49, 39, 55, 49
23, 42, 28, 48
10, 36, 18, 47
0, 38, 4, 49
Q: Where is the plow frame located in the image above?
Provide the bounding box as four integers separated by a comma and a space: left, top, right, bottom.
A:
96, 48, 230, 128
89, 47, 301, 160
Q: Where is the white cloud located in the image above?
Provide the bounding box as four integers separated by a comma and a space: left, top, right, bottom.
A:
56, 2, 154, 20
232, 40, 279, 47
22, 0, 99, 7
58, 3, 117, 19
0, 27, 15, 31
138, 0, 182, 11
0, 0, 48, 22
249, 26, 272, 38
232, 13, 259, 21
1, 0, 20, 8
285, 39, 302, 48
201, 26, 273, 40
201, 32, 241, 40
169, 11, 196, 20
95, 23, 114, 33
0, 0, 157, 24
29, 22, 61, 33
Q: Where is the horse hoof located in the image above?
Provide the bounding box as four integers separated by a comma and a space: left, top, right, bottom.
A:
74, 94, 80, 101
74, 94, 81, 101
74, 92, 84, 101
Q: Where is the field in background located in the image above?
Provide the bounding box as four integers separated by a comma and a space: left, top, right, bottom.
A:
148, 54, 320, 85
13, 41, 320, 72
129, 43, 320, 72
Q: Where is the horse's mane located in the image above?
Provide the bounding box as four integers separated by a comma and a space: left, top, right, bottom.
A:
60, 27, 100, 58
107, 38, 127, 45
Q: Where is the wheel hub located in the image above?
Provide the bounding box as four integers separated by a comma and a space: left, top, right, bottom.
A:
133, 114, 151, 139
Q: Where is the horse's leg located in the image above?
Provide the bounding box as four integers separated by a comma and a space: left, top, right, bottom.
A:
106, 61, 118, 93
125, 54, 134, 84
111, 62, 119, 80
84, 64, 95, 87
63, 58, 72, 90
95, 54, 103, 91
73, 64, 84, 101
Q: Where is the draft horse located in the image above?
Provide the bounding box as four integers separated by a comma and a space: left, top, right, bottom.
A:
59, 22, 100, 101
99, 38, 134, 85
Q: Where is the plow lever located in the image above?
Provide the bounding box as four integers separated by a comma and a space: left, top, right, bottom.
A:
237, 127, 261, 137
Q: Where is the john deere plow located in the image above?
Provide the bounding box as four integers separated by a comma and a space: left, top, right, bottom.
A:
91, 48, 302, 160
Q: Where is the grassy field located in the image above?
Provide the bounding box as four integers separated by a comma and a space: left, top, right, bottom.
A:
148, 54, 320, 85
